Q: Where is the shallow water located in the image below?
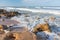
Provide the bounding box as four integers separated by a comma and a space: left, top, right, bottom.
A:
11, 13, 60, 40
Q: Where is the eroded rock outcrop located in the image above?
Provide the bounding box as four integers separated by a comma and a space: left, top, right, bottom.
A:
32, 23, 51, 33
0, 9, 21, 18
2, 27, 37, 40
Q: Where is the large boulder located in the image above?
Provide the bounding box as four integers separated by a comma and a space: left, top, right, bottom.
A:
2, 27, 37, 40
3, 32, 36, 40
32, 23, 51, 33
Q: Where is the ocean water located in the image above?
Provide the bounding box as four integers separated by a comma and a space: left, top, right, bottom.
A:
2, 7, 59, 40
11, 11, 60, 40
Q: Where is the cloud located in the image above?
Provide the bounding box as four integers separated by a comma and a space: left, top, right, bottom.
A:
23, 0, 51, 3
21, 0, 52, 6
21, 0, 60, 6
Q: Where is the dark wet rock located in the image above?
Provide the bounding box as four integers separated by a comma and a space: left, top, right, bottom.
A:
0, 9, 21, 18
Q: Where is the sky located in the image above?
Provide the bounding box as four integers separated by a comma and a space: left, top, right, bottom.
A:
0, 0, 60, 7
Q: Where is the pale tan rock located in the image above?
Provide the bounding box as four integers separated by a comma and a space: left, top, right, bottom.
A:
2, 27, 37, 40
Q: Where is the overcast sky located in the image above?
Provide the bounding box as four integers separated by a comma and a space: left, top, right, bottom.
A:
0, 0, 60, 6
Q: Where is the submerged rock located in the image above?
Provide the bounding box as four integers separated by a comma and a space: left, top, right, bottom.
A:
36, 31, 60, 40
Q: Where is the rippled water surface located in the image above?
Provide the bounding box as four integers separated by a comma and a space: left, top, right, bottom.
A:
11, 13, 60, 40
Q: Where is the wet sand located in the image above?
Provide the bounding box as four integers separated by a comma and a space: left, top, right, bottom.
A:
0, 18, 19, 26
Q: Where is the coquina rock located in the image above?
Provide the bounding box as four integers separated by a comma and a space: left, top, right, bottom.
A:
2, 27, 37, 40
33, 23, 51, 33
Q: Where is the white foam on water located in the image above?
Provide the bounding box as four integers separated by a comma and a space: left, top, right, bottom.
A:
11, 15, 60, 40
2, 7, 60, 15
37, 31, 60, 40
10, 8, 60, 40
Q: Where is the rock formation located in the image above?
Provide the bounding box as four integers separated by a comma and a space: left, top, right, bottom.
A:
0, 9, 21, 18
32, 23, 51, 33
1, 27, 37, 40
